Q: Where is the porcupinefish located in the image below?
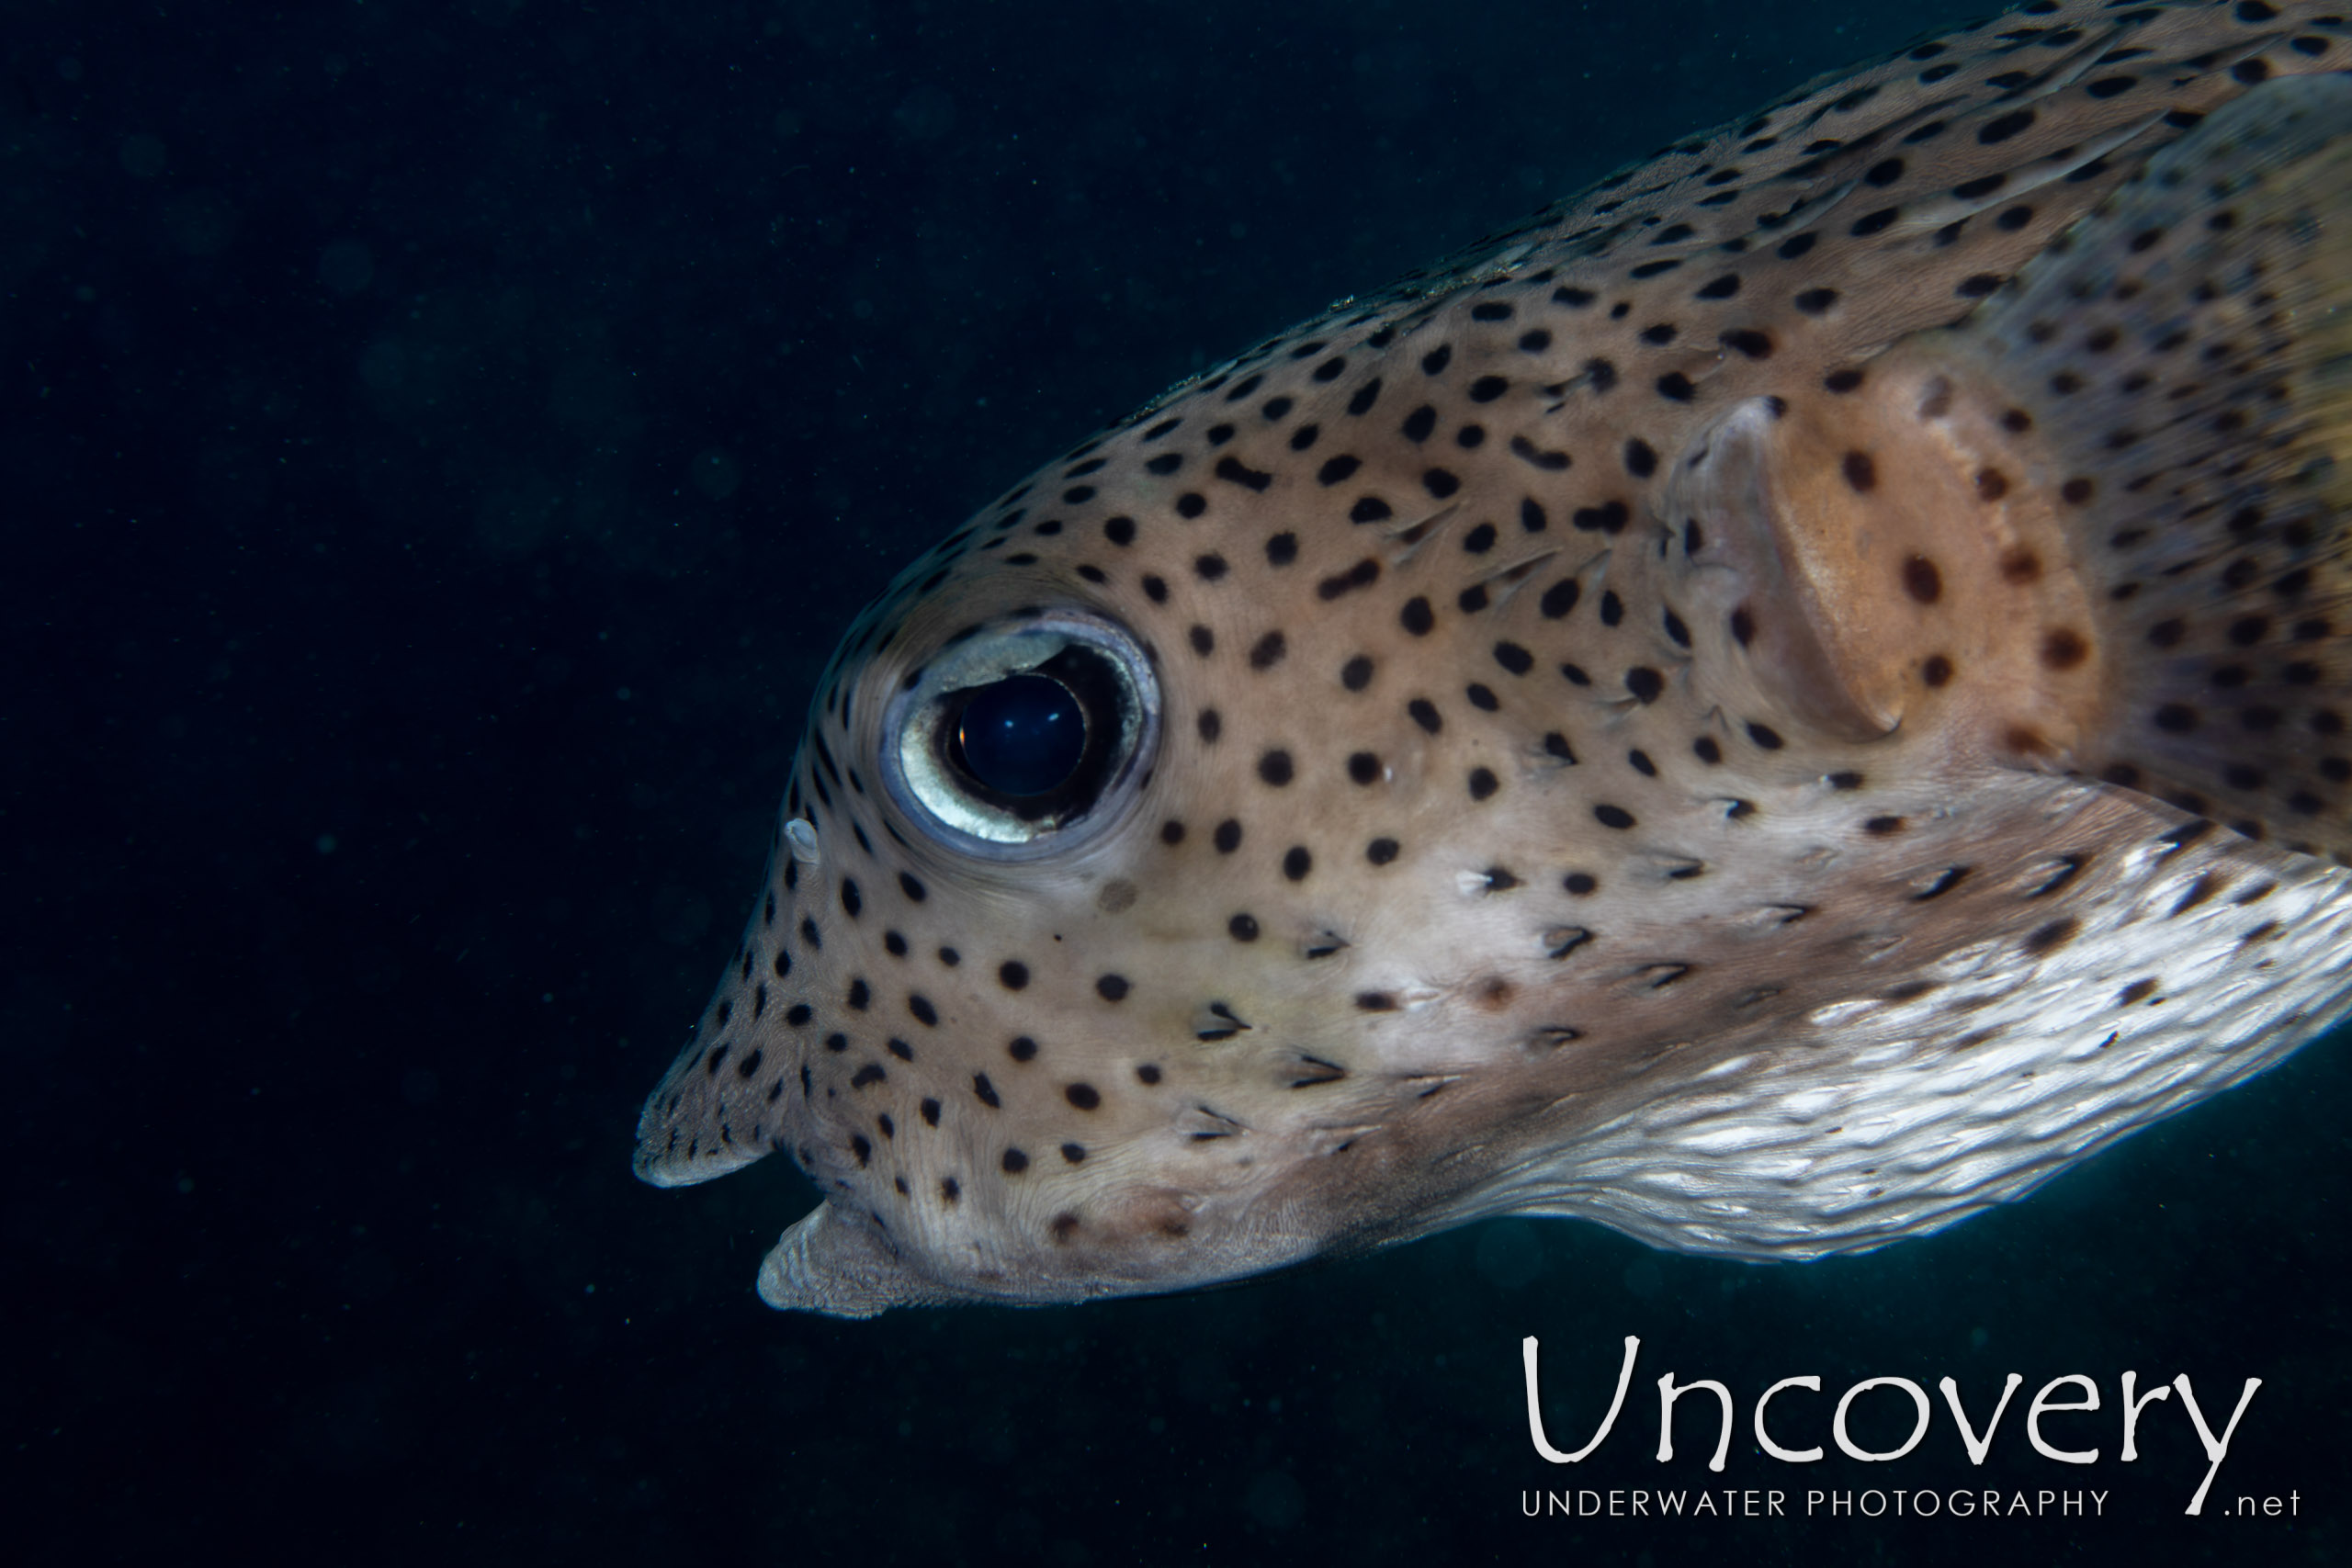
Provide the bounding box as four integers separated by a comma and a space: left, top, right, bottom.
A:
638, 0, 2352, 1316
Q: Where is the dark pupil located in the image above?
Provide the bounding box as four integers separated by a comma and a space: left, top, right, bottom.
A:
957, 674, 1086, 796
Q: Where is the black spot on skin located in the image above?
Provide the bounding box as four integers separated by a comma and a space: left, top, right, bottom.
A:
999, 961, 1030, 990
1341, 655, 1375, 691
1401, 406, 1437, 443
1096, 974, 1130, 1001
1979, 109, 2036, 145
1009, 1036, 1038, 1062
1283, 846, 1313, 881
1258, 750, 1295, 786
1540, 580, 1580, 619
1061, 1144, 1088, 1164
1824, 368, 1864, 394
1903, 556, 1943, 604
1266, 532, 1299, 566
2023, 917, 2079, 956
908, 994, 938, 1027
1348, 750, 1382, 784
1408, 698, 1442, 735
1468, 376, 1509, 403
1624, 438, 1657, 478
1794, 288, 1838, 316
1746, 722, 1785, 750
1564, 872, 1598, 896
1350, 497, 1392, 525
851, 1065, 886, 1089
1468, 768, 1500, 801
1923, 655, 1953, 687
1318, 455, 1363, 485
1593, 804, 1636, 829
1401, 597, 1435, 636
842, 879, 863, 918
1215, 819, 1243, 853
1420, 344, 1453, 376
1215, 455, 1272, 491
1494, 641, 1534, 676
1366, 838, 1400, 865
1228, 913, 1260, 942
847, 977, 871, 1010
1250, 631, 1287, 671
1625, 667, 1664, 704
1656, 373, 1696, 402
1842, 451, 1877, 491
920, 1097, 941, 1126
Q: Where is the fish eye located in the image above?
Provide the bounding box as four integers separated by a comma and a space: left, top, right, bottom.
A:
957, 674, 1086, 796
879, 610, 1159, 858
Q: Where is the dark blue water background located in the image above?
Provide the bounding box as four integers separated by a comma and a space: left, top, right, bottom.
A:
6, 1, 2346, 1561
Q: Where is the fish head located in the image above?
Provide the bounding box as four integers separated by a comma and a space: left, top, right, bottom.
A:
638, 302, 1778, 1312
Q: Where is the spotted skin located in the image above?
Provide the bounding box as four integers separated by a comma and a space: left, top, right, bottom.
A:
637, 1, 2352, 1315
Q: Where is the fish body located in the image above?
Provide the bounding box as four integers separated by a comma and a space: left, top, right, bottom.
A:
638, 1, 2352, 1315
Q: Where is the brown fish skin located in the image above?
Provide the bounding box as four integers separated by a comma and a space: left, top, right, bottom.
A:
636, 2, 2352, 1315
